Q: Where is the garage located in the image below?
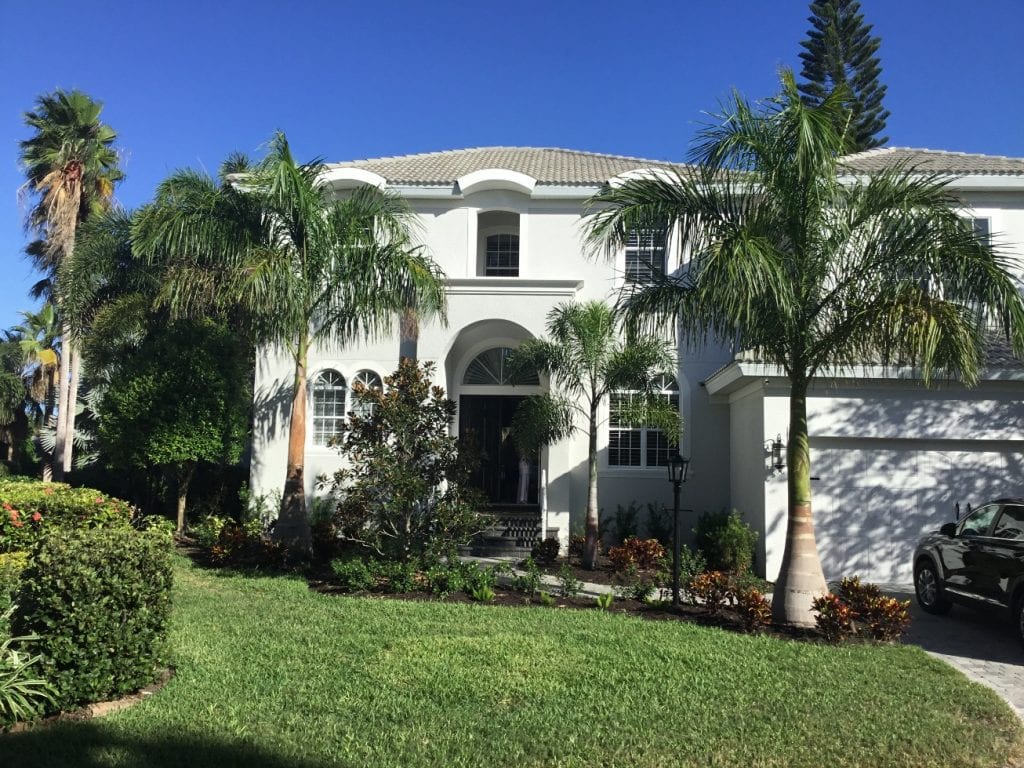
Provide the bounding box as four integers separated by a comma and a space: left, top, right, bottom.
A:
809, 438, 1024, 583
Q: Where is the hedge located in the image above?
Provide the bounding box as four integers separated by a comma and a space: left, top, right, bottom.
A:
0, 479, 133, 553
12, 527, 173, 710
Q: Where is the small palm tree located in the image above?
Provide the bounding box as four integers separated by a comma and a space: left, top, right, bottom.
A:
133, 133, 446, 553
586, 71, 1024, 625
10, 305, 61, 479
19, 89, 123, 480
507, 301, 678, 569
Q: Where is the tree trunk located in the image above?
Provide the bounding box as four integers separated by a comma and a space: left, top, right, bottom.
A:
62, 341, 81, 477
274, 333, 312, 556
770, 376, 828, 627
583, 397, 600, 569
399, 306, 419, 362
52, 326, 72, 482
176, 462, 195, 533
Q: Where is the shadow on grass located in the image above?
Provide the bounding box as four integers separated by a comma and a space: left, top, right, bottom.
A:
0, 722, 331, 768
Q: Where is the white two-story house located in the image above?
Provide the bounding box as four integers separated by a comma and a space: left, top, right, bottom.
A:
250, 146, 1024, 584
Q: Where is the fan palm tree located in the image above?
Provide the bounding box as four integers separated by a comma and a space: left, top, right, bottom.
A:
19, 89, 123, 480
586, 71, 1024, 625
133, 132, 446, 553
507, 301, 678, 569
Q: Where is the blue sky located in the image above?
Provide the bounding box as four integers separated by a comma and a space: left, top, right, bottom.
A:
2, 0, 1022, 330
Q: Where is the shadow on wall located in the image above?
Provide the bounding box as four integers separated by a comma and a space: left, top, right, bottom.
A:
0, 723, 331, 768
764, 380, 1024, 582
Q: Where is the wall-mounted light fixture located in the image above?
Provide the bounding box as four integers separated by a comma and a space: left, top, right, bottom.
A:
765, 434, 784, 471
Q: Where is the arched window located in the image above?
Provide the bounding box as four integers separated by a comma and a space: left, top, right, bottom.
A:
609, 375, 679, 467
312, 370, 346, 446
462, 347, 539, 386
350, 369, 383, 418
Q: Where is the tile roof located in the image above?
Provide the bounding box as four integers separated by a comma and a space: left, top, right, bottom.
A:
840, 147, 1024, 176
327, 147, 688, 186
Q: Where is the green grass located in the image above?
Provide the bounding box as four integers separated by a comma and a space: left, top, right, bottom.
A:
1, 557, 1020, 768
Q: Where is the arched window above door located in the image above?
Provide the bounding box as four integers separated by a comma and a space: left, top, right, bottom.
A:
462, 347, 539, 386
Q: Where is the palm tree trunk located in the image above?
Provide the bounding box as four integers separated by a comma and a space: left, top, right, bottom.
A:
274, 333, 312, 555
399, 306, 419, 362
771, 376, 828, 626
62, 341, 81, 476
52, 325, 72, 482
583, 397, 600, 569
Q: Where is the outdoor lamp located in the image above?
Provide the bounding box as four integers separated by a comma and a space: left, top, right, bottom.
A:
667, 453, 690, 606
766, 434, 784, 471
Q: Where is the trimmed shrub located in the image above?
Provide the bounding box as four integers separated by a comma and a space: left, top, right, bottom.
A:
0, 480, 133, 553
834, 576, 911, 641
735, 587, 772, 632
424, 563, 465, 597
530, 537, 560, 566
608, 537, 666, 572
693, 510, 758, 574
690, 571, 734, 614
12, 527, 173, 710
330, 557, 376, 593
812, 593, 855, 643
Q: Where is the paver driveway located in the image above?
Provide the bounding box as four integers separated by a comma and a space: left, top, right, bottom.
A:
888, 585, 1024, 718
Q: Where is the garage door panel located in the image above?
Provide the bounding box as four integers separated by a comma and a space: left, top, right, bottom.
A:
810, 442, 1024, 584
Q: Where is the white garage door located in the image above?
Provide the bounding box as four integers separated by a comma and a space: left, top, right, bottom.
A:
810, 439, 1024, 584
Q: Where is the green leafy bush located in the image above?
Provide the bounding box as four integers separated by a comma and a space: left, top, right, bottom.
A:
613, 563, 657, 602
0, 480, 133, 553
0, 552, 29, 624
567, 534, 586, 563
693, 510, 758, 574
677, 545, 708, 605
424, 563, 465, 597
378, 560, 420, 594
646, 503, 673, 548
530, 537, 560, 566
607, 537, 666, 572
611, 502, 640, 545
192, 514, 229, 548
557, 562, 582, 598
469, 585, 495, 602
595, 592, 614, 610
0, 605, 56, 727
512, 557, 544, 595
208, 523, 285, 568
12, 527, 173, 710
330, 557, 376, 593
459, 562, 496, 596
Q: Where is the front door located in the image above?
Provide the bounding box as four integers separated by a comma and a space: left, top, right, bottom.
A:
458, 395, 536, 505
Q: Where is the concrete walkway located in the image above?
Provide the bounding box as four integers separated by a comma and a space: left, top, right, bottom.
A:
885, 585, 1024, 718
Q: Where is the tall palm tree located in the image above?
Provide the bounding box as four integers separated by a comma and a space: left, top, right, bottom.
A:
586, 71, 1024, 625
507, 301, 678, 569
133, 132, 446, 553
19, 89, 123, 480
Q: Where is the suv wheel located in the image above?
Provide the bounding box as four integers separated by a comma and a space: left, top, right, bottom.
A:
915, 561, 952, 615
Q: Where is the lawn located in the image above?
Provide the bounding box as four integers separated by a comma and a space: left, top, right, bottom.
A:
1, 557, 1020, 768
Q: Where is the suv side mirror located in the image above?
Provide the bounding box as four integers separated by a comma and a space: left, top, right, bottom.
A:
940, 522, 957, 537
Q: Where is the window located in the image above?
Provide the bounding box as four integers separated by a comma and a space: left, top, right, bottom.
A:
312, 370, 346, 446
350, 370, 383, 418
625, 229, 666, 283
463, 347, 539, 386
486, 234, 519, 276
992, 505, 1024, 540
956, 504, 999, 537
970, 217, 991, 244
608, 376, 679, 467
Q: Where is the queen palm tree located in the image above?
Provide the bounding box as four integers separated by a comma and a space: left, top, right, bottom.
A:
19, 89, 123, 480
10, 305, 61, 479
133, 132, 446, 553
507, 301, 678, 569
586, 71, 1024, 625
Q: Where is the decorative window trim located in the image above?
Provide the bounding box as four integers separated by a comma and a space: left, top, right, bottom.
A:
608, 375, 679, 468
311, 369, 347, 447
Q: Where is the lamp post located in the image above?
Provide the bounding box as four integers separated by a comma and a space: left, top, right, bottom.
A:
667, 453, 690, 607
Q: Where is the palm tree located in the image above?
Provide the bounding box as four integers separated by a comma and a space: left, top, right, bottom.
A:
507, 301, 678, 569
10, 305, 61, 479
133, 132, 446, 553
586, 71, 1024, 625
19, 89, 123, 480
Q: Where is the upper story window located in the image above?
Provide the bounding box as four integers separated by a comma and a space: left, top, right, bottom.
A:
970, 217, 991, 244
350, 369, 383, 418
608, 375, 679, 468
477, 210, 520, 277
312, 370, 347, 446
486, 234, 520, 276
625, 229, 666, 283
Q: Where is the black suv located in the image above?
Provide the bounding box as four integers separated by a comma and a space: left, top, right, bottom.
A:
913, 499, 1024, 646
